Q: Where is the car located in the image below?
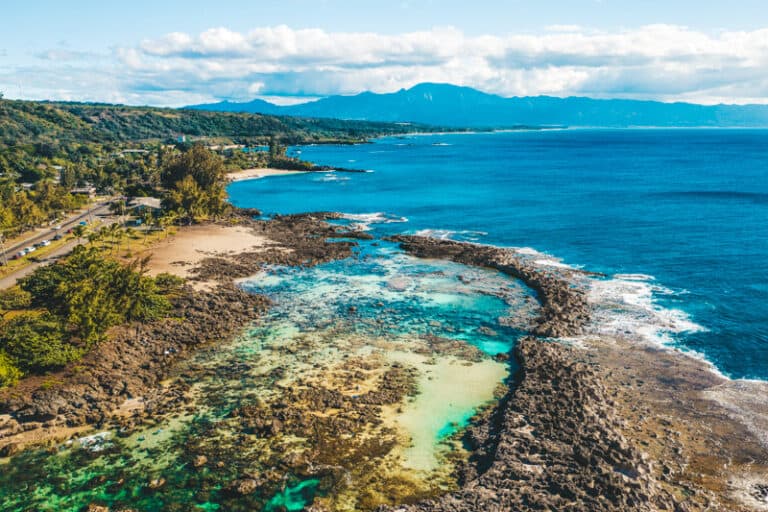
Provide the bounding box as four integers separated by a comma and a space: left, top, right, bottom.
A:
53, 234, 63, 241
52, 225, 62, 230
79, 221, 88, 226
14, 251, 24, 259
37, 240, 51, 247
24, 246, 36, 254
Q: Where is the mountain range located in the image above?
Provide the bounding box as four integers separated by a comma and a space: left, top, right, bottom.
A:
186, 83, 768, 128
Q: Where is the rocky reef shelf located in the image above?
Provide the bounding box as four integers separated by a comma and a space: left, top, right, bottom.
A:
0, 218, 766, 511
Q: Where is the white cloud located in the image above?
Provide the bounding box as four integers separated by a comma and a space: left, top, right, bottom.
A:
6, 24, 768, 106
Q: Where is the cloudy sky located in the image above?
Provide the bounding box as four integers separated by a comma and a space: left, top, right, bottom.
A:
3, 0, 768, 106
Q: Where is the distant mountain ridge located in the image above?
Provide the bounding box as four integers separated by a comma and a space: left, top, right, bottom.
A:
186, 83, 768, 128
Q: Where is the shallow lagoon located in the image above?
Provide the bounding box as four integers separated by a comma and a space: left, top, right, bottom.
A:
0, 242, 536, 511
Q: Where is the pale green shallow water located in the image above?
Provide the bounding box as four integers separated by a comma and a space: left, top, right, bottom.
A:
0, 242, 536, 511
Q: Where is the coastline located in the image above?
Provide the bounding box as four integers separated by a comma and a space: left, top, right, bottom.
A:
0, 215, 766, 510
0, 212, 364, 456
226, 167, 308, 182
387, 236, 768, 512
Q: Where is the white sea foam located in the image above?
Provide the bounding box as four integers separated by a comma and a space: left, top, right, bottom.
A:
533, 258, 574, 269
585, 275, 707, 347
313, 174, 351, 183
613, 273, 656, 281
512, 246, 579, 270
341, 212, 408, 231
414, 229, 488, 242
515, 247, 543, 256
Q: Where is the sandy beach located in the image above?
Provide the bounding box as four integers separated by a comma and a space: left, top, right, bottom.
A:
146, 224, 275, 289
226, 167, 308, 182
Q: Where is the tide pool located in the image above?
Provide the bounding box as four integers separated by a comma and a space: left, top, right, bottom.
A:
228, 129, 768, 380
0, 242, 534, 511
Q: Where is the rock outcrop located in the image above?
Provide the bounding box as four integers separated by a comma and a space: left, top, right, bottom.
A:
388, 235, 591, 337
388, 337, 678, 512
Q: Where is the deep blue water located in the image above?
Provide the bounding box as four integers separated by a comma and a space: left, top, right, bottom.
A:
228, 129, 768, 380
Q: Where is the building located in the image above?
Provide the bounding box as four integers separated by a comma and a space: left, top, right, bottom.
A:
127, 197, 163, 215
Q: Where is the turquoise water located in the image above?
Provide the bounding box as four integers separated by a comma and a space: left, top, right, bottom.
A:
228, 129, 768, 380
0, 242, 531, 511
265, 480, 319, 511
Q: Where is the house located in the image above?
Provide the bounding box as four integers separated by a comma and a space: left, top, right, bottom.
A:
127, 196, 163, 215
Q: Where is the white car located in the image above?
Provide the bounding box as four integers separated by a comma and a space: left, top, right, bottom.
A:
37, 240, 51, 247
24, 246, 36, 254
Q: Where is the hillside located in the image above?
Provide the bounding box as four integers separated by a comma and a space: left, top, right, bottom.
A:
187, 83, 768, 128
0, 99, 433, 148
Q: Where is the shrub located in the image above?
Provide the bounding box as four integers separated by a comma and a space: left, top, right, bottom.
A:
0, 314, 82, 373
0, 351, 22, 388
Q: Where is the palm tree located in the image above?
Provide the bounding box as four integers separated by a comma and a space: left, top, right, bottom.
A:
86, 232, 100, 245
72, 224, 87, 244
112, 225, 126, 255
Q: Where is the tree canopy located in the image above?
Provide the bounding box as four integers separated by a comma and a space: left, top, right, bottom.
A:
0, 247, 176, 384
161, 145, 229, 223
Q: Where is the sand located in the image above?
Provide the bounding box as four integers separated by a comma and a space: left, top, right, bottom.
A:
226, 168, 308, 182
384, 351, 507, 472
146, 224, 274, 288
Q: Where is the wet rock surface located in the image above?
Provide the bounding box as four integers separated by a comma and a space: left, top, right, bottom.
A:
2, 221, 765, 512
0, 284, 270, 435
0, 212, 366, 449
388, 236, 591, 337
387, 337, 678, 512
387, 235, 768, 512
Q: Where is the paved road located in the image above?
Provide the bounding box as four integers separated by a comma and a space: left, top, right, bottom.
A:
0, 201, 112, 263
0, 239, 81, 290
0, 211, 118, 290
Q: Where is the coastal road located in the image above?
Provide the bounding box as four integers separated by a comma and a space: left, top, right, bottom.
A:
0, 200, 113, 263
0, 210, 119, 290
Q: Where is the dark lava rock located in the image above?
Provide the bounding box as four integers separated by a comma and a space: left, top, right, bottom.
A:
387, 236, 591, 338
385, 337, 679, 512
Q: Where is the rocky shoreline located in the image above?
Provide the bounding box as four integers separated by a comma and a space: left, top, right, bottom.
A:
0, 220, 766, 511
385, 235, 768, 512
0, 212, 369, 454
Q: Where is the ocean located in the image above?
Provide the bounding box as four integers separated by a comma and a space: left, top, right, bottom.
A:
3, 129, 766, 511
229, 129, 768, 381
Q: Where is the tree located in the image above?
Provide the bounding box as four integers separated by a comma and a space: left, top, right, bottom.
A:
164, 175, 206, 224
72, 224, 86, 244
160, 145, 228, 222
109, 199, 126, 220
160, 144, 225, 190
0, 351, 21, 388
0, 314, 80, 373
86, 231, 101, 246
19, 245, 171, 347
0, 288, 32, 313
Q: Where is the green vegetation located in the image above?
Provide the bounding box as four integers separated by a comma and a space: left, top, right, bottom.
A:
0, 97, 430, 238
161, 145, 229, 223
0, 246, 176, 381
0, 179, 87, 235
0, 96, 435, 386
0, 98, 427, 147
0, 350, 22, 387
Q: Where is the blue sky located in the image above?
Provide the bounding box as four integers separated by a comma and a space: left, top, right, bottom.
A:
2, 0, 768, 105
